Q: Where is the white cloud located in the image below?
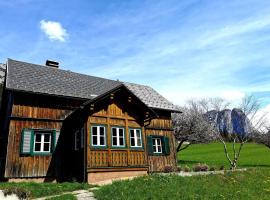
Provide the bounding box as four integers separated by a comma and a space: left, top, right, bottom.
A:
40, 20, 68, 42
220, 90, 245, 101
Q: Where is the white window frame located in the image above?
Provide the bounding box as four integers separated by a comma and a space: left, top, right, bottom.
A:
130, 128, 142, 148
33, 132, 52, 153
91, 125, 106, 147
153, 138, 162, 153
111, 127, 125, 147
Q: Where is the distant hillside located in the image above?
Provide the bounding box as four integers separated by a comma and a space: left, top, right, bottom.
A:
206, 108, 252, 136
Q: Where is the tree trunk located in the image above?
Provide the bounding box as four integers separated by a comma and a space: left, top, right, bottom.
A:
176, 140, 191, 152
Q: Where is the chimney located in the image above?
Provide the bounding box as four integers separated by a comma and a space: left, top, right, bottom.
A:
45, 60, 59, 68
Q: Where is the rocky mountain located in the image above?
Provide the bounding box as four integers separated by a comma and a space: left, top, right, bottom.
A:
206, 108, 252, 136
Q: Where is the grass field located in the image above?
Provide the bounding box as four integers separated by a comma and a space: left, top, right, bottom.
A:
178, 142, 270, 169
93, 142, 270, 200
93, 169, 270, 200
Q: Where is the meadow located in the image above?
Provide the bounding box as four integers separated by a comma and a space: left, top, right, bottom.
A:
94, 142, 270, 200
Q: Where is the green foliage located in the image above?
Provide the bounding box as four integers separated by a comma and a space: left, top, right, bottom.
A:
94, 169, 270, 200
193, 163, 209, 172
0, 182, 90, 198
46, 194, 77, 200
178, 142, 270, 168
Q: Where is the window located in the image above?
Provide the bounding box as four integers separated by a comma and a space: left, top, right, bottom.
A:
147, 135, 170, 156
91, 125, 106, 147
130, 128, 142, 148
111, 127, 125, 147
20, 128, 59, 155
152, 138, 162, 153
34, 132, 52, 153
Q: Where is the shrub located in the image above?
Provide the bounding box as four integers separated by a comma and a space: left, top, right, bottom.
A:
164, 166, 174, 173
3, 187, 30, 200
219, 165, 225, 170
200, 164, 209, 172
176, 167, 182, 172
209, 166, 216, 171
183, 166, 190, 172
193, 163, 209, 172
193, 163, 202, 172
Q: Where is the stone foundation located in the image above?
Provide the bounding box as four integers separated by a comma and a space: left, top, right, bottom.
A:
88, 170, 147, 184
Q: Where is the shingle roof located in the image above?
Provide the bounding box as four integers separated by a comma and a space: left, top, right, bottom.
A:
6, 59, 180, 112
124, 82, 179, 111
6, 59, 121, 99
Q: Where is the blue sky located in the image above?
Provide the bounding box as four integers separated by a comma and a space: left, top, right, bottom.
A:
0, 0, 270, 110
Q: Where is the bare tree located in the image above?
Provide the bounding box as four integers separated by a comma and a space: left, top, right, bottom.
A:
212, 95, 268, 169
172, 100, 217, 152
199, 97, 230, 112
253, 128, 270, 148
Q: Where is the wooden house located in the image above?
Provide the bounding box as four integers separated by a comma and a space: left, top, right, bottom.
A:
0, 59, 180, 184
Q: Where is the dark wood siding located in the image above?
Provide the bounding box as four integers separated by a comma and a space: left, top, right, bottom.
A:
4, 92, 84, 178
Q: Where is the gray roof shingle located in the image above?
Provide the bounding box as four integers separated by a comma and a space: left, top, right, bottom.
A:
124, 82, 178, 111
6, 59, 180, 112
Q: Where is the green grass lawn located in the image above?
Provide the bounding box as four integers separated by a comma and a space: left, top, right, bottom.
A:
178, 142, 270, 169
0, 182, 90, 198
93, 169, 270, 200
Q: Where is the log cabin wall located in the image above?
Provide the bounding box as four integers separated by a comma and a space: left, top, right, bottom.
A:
4, 91, 85, 179
145, 110, 177, 172
86, 94, 148, 172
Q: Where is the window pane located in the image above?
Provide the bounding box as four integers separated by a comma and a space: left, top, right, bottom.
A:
131, 138, 135, 146
119, 128, 124, 136
43, 143, 50, 152
112, 128, 117, 136
100, 127, 105, 136
92, 136, 97, 145
35, 143, 41, 151
100, 136, 105, 145
136, 130, 141, 138
158, 145, 162, 153
119, 137, 124, 146
137, 137, 142, 147
92, 127, 97, 135
113, 137, 117, 146
44, 134, 50, 142
35, 134, 42, 142
130, 130, 134, 138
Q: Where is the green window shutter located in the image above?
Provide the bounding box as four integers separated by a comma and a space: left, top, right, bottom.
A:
53, 130, 60, 151
163, 136, 170, 155
20, 129, 33, 155
147, 136, 153, 155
